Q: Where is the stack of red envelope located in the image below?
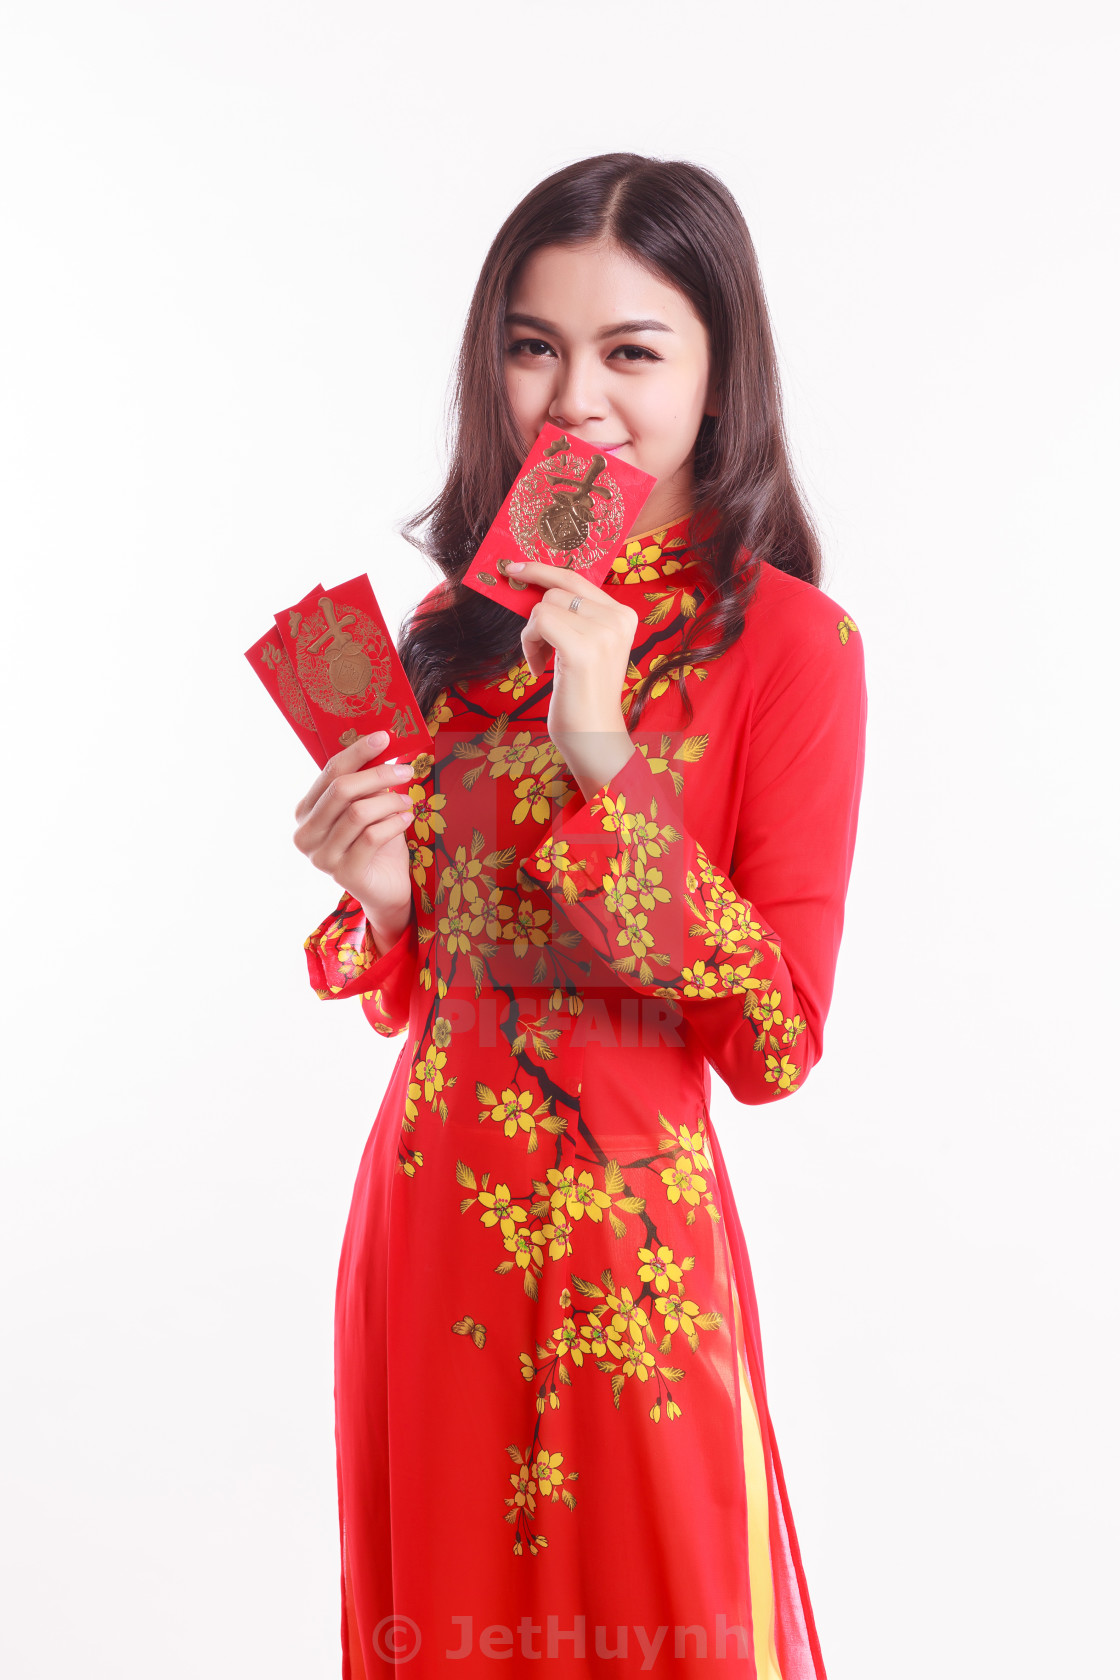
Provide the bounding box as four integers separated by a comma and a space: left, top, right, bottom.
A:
245, 575, 434, 769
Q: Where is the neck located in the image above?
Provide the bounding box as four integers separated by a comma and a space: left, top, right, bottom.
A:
633, 460, 694, 532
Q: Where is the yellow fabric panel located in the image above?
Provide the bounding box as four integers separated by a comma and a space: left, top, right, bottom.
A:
730, 1275, 784, 1680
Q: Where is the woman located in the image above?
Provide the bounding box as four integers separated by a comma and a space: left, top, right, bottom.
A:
294, 153, 866, 1678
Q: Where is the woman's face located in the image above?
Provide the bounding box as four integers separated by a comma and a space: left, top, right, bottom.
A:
503, 238, 716, 531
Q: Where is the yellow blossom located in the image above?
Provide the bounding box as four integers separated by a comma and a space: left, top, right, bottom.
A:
764, 1053, 799, 1091
637, 1243, 683, 1294
409, 789, 446, 843
478, 1182, 525, 1238
546, 1165, 613, 1223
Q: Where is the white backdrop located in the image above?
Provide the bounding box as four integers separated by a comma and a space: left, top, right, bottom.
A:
2, 3, 1116, 1675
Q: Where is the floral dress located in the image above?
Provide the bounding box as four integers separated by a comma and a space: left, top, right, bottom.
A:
304, 515, 867, 1678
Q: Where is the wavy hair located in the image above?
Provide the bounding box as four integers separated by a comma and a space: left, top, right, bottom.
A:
398, 152, 821, 729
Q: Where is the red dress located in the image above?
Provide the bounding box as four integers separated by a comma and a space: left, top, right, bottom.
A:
304, 516, 867, 1678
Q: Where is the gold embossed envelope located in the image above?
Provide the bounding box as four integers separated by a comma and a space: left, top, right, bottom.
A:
461, 422, 657, 619
244, 574, 434, 768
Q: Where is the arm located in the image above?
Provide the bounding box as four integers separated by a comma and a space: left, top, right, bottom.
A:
516, 600, 867, 1103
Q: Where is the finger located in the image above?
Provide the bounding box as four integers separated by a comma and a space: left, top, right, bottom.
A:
520, 613, 550, 680
294, 748, 415, 849
505, 559, 612, 603
295, 729, 406, 823
306, 787, 416, 872
537, 585, 600, 617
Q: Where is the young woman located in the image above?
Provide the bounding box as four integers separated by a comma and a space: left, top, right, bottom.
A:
293, 153, 866, 1679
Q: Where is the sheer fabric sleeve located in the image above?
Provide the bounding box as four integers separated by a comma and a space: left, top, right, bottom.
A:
516, 598, 867, 1104
304, 894, 419, 1038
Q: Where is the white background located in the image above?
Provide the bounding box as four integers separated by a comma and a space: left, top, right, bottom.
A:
2, 3, 1116, 1675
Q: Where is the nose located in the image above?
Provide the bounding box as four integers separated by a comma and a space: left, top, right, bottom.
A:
548, 348, 609, 429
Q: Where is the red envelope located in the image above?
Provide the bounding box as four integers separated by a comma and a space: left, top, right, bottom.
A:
271, 574, 434, 766
244, 601, 331, 768
461, 423, 657, 619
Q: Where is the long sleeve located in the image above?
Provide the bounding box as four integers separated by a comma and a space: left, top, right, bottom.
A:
516, 593, 867, 1104
304, 893, 420, 1037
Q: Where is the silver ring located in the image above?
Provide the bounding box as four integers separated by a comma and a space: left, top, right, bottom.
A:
568, 595, 582, 613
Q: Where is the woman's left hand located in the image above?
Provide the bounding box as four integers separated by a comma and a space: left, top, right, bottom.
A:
507, 559, 639, 800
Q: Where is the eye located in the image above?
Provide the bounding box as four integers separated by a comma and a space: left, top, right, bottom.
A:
609, 344, 661, 363
507, 337, 556, 359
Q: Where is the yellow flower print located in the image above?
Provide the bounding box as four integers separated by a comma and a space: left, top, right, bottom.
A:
423, 689, 453, 734
751, 989, 785, 1032
629, 862, 672, 917
488, 729, 557, 782
694, 906, 747, 954
660, 1158, 707, 1208
438, 899, 488, 956
511, 769, 571, 826
543, 1211, 577, 1262
612, 538, 665, 583
837, 614, 859, 643
645, 652, 698, 699
665, 1122, 710, 1176
781, 1013, 808, 1048
600, 865, 636, 920
593, 790, 638, 845
475, 887, 514, 944
478, 1182, 526, 1239
533, 1449, 566, 1498
528, 834, 592, 892
614, 1340, 657, 1382
501, 898, 552, 956
764, 1053, 799, 1092
510, 1460, 537, 1511
484, 1086, 536, 1139
407, 836, 434, 887
681, 957, 748, 999
334, 937, 373, 986
551, 1317, 587, 1368
493, 660, 539, 699
409, 787, 446, 843
653, 1292, 701, 1337
507, 1224, 547, 1271
614, 907, 658, 960
637, 1244, 684, 1295
631, 809, 664, 860
414, 1045, 447, 1103
606, 1285, 650, 1344
546, 1165, 613, 1224
579, 1313, 609, 1359
527, 832, 561, 870
440, 844, 486, 914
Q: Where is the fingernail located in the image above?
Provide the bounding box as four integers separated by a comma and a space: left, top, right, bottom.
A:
367, 730, 388, 746
507, 561, 525, 571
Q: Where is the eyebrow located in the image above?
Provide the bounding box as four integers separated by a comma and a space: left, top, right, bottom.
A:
504, 312, 674, 339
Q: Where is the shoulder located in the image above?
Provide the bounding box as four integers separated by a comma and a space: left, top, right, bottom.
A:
741, 560, 865, 686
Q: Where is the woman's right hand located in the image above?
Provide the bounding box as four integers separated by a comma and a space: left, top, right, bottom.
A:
292, 730, 417, 948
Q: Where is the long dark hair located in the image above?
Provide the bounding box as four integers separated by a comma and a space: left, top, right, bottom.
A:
398, 152, 822, 729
